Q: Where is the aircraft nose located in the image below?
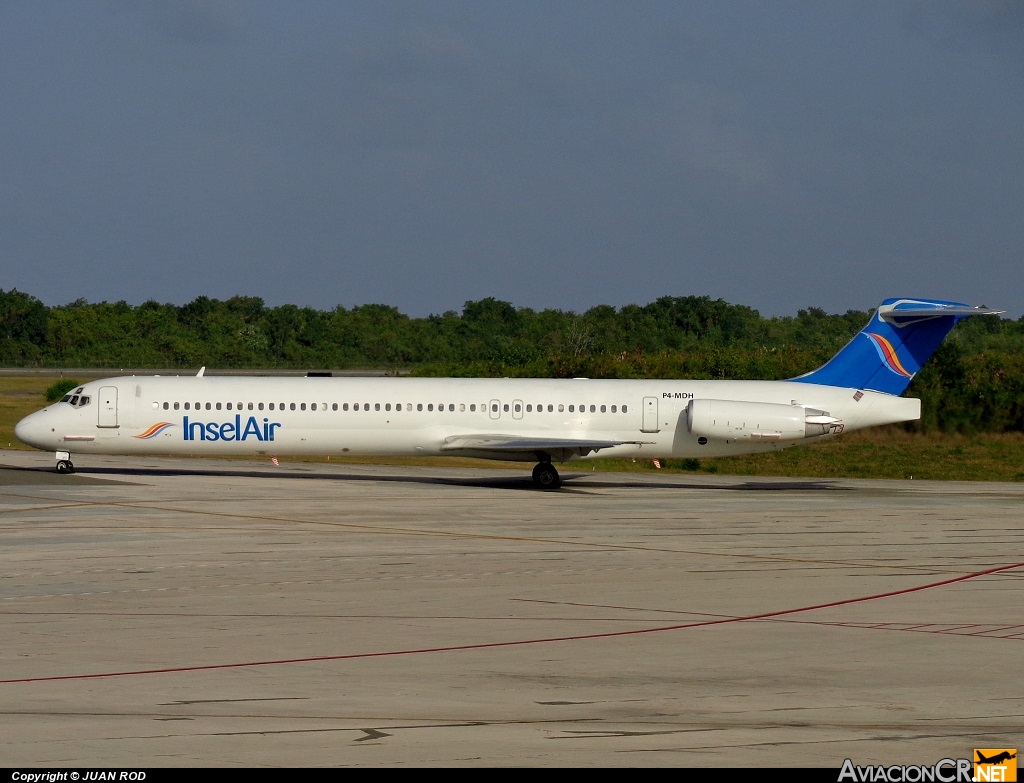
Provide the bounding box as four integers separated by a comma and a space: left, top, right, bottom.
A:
14, 411, 51, 450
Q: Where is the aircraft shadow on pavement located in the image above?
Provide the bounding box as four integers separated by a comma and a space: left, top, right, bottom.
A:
2, 463, 849, 493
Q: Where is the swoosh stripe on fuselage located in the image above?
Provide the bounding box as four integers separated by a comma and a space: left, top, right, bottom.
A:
134, 422, 174, 439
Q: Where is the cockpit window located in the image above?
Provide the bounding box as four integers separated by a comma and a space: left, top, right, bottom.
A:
61, 393, 92, 408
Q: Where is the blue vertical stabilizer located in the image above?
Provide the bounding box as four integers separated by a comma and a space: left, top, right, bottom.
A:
792, 298, 1001, 395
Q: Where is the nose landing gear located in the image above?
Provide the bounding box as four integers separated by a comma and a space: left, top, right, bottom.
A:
56, 459, 75, 474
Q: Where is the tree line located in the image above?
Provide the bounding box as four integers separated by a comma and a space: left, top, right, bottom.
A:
2, 288, 1021, 433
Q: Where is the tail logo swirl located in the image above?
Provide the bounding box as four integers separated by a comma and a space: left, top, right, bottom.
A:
865, 333, 913, 378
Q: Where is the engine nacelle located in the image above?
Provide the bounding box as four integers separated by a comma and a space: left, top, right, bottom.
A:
686, 399, 840, 442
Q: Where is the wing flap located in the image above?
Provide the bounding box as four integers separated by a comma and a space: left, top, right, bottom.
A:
440, 434, 643, 462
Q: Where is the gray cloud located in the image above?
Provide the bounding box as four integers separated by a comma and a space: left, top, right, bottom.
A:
0, 1, 1018, 318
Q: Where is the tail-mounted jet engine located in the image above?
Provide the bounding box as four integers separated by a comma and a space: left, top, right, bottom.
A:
686, 399, 842, 442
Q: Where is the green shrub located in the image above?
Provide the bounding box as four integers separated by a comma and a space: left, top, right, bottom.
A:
45, 379, 80, 402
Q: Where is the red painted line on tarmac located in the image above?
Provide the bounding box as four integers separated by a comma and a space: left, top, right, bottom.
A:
3, 561, 1022, 685
965, 624, 1024, 636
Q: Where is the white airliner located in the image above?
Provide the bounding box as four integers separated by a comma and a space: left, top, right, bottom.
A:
14, 298, 1000, 488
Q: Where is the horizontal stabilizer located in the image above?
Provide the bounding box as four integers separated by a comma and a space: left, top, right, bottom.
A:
878, 301, 1003, 325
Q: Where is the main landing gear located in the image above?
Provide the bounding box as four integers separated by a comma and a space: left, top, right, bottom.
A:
532, 461, 561, 490
56, 459, 75, 474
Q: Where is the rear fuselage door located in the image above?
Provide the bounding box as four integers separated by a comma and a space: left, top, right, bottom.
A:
641, 396, 659, 433
98, 386, 119, 428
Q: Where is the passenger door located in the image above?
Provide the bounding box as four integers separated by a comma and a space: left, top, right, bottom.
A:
97, 386, 119, 428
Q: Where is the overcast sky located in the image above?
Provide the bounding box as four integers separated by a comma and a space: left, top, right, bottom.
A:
1, 1, 1020, 319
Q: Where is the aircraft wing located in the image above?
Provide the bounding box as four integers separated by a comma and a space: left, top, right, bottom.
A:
440, 434, 644, 462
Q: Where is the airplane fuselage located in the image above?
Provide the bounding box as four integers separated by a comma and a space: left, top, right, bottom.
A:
15, 374, 919, 462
